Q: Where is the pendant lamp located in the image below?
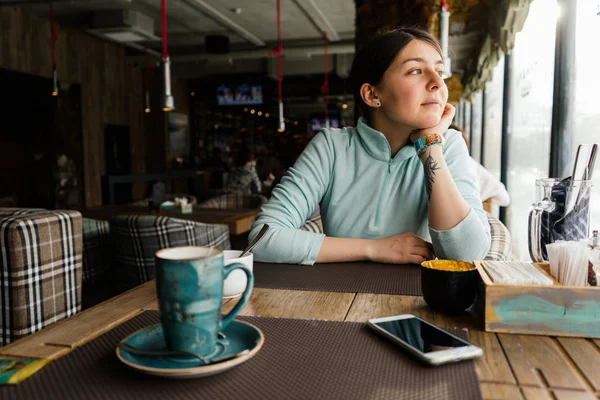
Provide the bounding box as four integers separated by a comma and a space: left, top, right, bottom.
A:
275, 0, 284, 131
161, 0, 174, 112
50, 3, 59, 96
321, 32, 329, 128
439, 0, 452, 79
144, 42, 151, 113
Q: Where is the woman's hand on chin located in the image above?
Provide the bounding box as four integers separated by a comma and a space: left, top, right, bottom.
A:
409, 103, 456, 142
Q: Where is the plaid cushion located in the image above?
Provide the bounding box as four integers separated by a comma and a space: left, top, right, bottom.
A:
484, 212, 512, 261
0, 208, 47, 218
82, 218, 111, 287
198, 193, 267, 209
111, 215, 231, 291
0, 209, 82, 346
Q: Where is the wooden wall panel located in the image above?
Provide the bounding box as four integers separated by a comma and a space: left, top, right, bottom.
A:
0, 7, 188, 207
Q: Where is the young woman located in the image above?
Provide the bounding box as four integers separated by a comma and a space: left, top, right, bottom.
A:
248, 27, 491, 265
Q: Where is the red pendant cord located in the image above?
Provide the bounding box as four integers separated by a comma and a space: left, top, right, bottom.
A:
321, 32, 329, 126
50, 3, 57, 68
161, 0, 168, 60
276, 0, 283, 105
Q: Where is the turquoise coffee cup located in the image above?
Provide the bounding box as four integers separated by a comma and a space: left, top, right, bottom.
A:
155, 246, 253, 360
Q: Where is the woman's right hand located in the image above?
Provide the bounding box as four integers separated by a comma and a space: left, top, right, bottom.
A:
366, 233, 435, 264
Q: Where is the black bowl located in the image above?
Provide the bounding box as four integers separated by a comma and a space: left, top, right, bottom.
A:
421, 261, 478, 315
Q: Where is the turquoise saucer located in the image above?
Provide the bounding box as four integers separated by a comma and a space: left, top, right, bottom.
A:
116, 320, 264, 379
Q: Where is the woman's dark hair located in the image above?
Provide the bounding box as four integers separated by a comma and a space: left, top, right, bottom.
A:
349, 27, 443, 119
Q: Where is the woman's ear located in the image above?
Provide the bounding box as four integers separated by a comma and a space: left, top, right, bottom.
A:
360, 83, 380, 108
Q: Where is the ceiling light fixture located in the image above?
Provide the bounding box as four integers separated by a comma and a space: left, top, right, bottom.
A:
144, 41, 151, 113
274, 0, 285, 132
161, 0, 174, 112
50, 2, 59, 97
321, 31, 329, 128
439, 0, 452, 79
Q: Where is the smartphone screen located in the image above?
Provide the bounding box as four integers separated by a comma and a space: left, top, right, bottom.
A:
372, 317, 470, 354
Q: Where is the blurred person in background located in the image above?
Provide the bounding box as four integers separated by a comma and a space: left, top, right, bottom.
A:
226, 148, 262, 194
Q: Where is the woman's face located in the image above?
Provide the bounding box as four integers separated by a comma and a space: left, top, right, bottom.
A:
375, 39, 448, 130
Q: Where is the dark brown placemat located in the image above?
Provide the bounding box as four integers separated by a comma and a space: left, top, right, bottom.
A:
0, 311, 481, 400
254, 262, 422, 295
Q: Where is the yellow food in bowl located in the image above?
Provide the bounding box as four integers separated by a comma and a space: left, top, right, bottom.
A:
421, 260, 475, 272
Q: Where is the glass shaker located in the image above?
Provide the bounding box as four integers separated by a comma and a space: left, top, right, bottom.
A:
588, 230, 600, 286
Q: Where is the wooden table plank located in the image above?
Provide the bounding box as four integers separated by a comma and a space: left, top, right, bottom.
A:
498, 334, 588, 391
522, 388, 596, 400
345, 294, 518, 386
521, 387, 553, 400
0, 344, 72, 361
557, 338, 600, 392
222, 288, 355, 321
552, 390, 597, 400
480, 383, 523, 400
0, 281, 156, 359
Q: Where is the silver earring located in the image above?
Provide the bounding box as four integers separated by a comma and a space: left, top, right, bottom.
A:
375, 101, 381, 107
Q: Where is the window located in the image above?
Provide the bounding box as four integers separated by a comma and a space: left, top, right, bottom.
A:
462, 100, 472, 149
569, 0, 600, 233
483, 57, 505, 182
469, 92, 483, 163
505, 0, 557, 259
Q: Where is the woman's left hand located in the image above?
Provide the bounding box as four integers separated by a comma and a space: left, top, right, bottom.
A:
409, 103, 456, 142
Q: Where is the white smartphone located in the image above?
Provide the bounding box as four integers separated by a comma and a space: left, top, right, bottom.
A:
367, 314, 483, 366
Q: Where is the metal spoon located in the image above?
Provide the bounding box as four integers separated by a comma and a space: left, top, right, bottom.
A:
239, 224, 270, 258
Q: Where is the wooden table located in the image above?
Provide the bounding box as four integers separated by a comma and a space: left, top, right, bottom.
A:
1, 282, 598, 399
80, 206, 259, 235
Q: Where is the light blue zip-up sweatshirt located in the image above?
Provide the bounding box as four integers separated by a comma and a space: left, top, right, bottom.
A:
249, 117, 491, 265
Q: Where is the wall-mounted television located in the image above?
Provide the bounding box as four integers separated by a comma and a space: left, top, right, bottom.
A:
217, 82, 263, 106
311, 116, 339, 131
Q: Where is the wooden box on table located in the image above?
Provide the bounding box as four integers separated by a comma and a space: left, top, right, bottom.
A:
473, 261, 600, 338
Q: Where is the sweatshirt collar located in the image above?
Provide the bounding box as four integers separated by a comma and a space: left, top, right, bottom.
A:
355, 117, 417, 164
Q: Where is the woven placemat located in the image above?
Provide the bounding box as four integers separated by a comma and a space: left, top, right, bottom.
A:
0, 311, 481, 400
254, 262, 422, 295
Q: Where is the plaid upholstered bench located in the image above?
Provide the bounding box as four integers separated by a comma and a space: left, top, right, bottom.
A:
81, 218, 113, 309
111, 215, 231, 292
0, 208, 83, 346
